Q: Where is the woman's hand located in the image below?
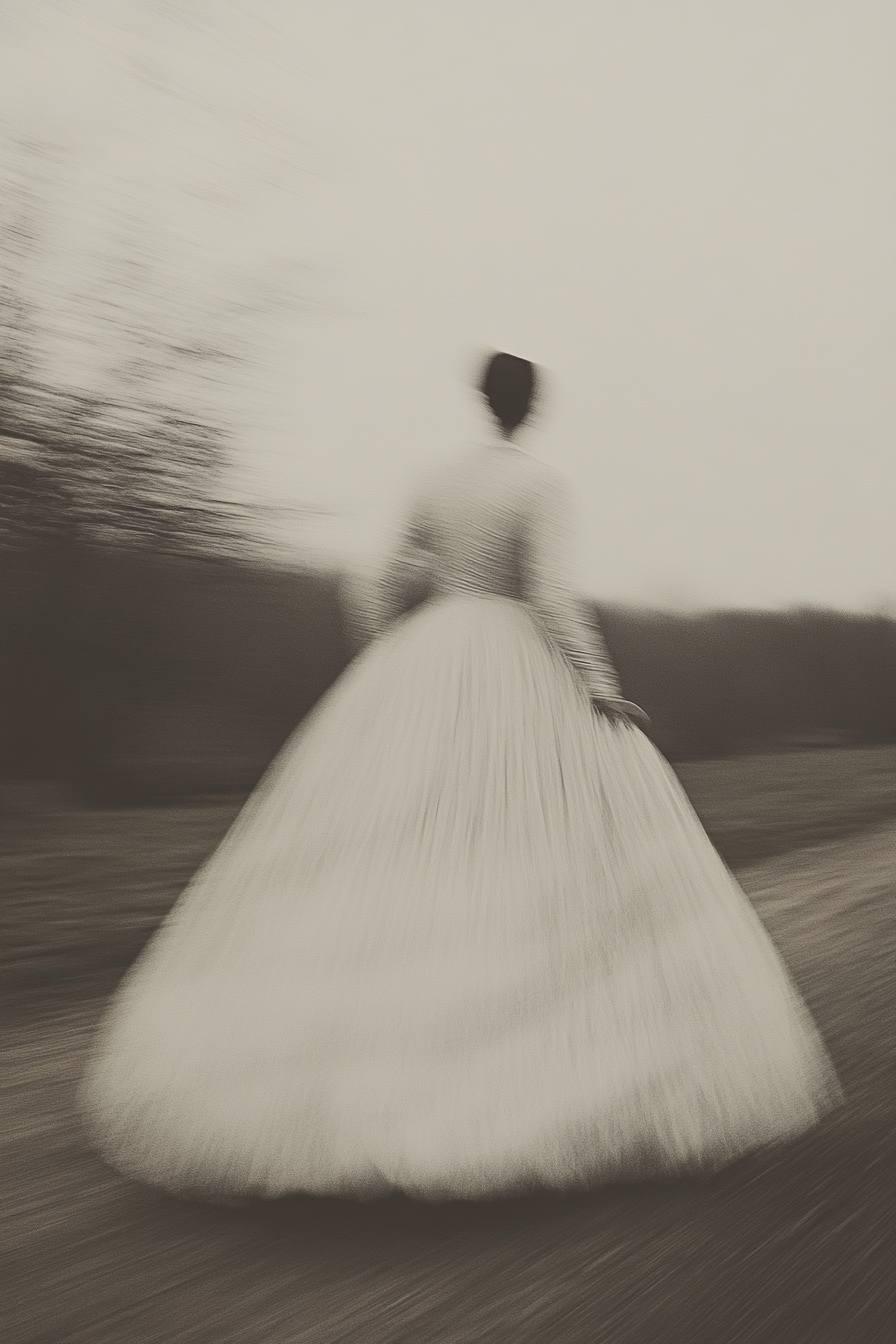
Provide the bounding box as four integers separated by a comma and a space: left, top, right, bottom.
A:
592, 697, 651, 730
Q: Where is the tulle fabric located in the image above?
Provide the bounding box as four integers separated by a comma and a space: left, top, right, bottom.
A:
80, 596, 840, 1200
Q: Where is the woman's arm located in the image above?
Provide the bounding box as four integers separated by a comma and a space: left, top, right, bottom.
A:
524, 474, 646, 725
346, 492, 436, 649
375, 501, 435, 630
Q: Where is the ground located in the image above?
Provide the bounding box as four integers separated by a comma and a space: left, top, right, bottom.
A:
2, 750, 894, 1342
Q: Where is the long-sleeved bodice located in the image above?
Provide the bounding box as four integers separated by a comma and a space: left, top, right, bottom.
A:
377, 444, 622, 701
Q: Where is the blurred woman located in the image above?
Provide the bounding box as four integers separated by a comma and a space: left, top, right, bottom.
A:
80, 352, 840, 1201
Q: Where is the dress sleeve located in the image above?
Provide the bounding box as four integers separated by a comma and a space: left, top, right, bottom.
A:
375, 500, 436, 629
523, 474, 622, 700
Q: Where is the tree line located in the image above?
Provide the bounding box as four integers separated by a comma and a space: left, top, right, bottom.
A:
2, 487, 893, 802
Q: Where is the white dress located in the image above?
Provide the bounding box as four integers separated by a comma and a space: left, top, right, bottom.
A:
80, 442, 840, 1201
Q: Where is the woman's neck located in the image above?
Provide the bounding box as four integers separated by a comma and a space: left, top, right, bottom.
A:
490, 423, 520, 447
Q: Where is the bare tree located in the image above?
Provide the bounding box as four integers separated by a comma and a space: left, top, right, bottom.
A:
1, 113, 304, 560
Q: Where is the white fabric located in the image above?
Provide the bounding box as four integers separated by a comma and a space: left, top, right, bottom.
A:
80, 450, 840, 1201
371, 445, 621, 698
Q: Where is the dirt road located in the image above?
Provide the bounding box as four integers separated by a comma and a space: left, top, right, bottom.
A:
3, 825, 894, 1344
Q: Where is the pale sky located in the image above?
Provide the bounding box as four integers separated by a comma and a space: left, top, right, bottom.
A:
2, 0, 894, 610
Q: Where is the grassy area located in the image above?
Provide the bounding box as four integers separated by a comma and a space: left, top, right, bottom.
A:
1, 744, 894, 990
676, 743, 896, 868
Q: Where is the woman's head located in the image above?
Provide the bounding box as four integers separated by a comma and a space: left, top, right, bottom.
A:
478, 351, 538, 437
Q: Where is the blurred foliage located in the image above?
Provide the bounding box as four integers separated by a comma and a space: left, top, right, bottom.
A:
1, 133, 296, 784
0, 134, 271, 559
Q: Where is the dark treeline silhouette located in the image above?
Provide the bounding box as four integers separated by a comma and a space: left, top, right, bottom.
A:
2, 539, 351, 803
597, 604, 896, 762
71, 547, 350, 803
3, 482, 894, 801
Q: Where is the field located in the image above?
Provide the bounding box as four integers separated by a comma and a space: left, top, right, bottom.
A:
673, 744, 896, 867
2, 744, 895, 1342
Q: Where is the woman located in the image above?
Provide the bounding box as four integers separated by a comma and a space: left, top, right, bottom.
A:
80, 352, 840, 1202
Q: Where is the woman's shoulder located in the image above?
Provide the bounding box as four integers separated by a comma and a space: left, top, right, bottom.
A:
506, 453, 569, 511
410, 446, 568, 520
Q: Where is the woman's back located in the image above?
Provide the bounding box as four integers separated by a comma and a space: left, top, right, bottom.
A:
380, 444, 623, 701
419, 446, 546, 601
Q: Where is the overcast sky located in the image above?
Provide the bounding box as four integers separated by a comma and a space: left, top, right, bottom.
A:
2, 0, 894, 610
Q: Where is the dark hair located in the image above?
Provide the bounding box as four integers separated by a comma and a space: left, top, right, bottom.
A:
479, 351, 537, 435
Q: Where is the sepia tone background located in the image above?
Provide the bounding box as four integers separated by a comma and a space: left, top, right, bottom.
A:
2, 3, 894, 1342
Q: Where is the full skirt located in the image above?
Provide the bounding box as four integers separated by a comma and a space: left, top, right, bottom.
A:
80, 595, 841, 1200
